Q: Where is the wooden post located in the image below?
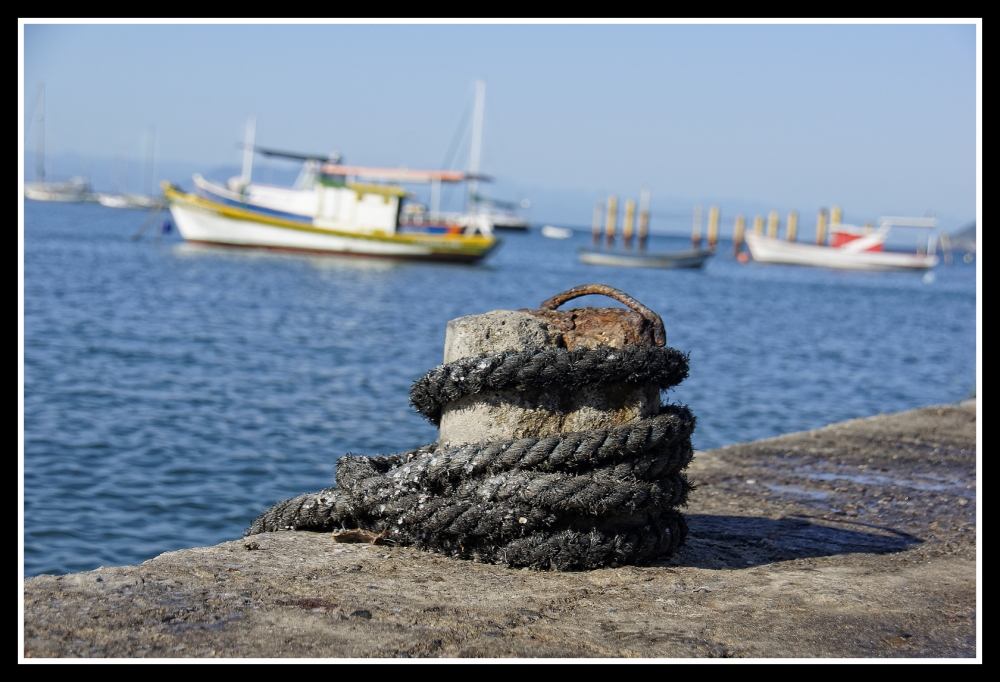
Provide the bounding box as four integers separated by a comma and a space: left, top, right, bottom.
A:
863, 221, 872, 234
623, 199, 636, 249
605, 195, 618, 248
707, 205, 720, 252
830, 205, 842, 228
786, 211, 798, 242
940, 231, 953, 266
592, 201, 603, 246
816, 208, 828, 245
767, 210, 779, 238
691, 205, 703, 249
752, 215, 764, 235
638, 188, 650, 251
733, 215, 746, 256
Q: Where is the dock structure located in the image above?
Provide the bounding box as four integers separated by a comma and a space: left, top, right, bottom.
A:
24, 401, 977, 658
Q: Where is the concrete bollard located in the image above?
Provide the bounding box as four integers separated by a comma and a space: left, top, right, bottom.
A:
438, 305, 661, 446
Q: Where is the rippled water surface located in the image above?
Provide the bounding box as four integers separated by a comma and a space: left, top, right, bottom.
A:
23, 202, 977, 576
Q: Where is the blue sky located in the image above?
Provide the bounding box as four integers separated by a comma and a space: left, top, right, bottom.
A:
21, 22, 978, 231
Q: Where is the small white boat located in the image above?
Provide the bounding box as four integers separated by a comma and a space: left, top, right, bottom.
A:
96, 193, 131, 208
744, 217, 939, 271
541, 225, 573, 239
24, 177, 92, 203
579, 246, 712, 269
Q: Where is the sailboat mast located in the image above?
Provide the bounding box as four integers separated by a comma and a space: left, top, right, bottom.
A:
35, 84, 45, 183
241, 117, 257, 186
144, 126, 156, 197
468, 79, 486, 209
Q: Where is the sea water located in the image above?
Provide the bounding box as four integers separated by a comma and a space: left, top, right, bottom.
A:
22, 202, 977, 576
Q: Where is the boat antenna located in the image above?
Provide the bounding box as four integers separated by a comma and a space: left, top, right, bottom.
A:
467, 79, 486, 211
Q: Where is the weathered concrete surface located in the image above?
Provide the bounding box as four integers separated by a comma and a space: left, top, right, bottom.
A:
439, 309, 659, 445
23, 401, 977, 658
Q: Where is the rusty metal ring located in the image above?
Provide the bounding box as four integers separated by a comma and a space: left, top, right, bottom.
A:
539, 284, 666, 346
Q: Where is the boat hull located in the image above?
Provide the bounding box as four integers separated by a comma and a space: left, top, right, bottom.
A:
24, 184, 89, 203
745, 233, 938, 271
166, 188, 498, 264
579, 247, 712, 269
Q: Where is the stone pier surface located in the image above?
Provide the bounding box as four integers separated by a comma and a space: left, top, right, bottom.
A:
23, 401, 977, 659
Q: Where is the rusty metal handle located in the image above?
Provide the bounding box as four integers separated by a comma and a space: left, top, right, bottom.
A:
539, 284, 666, 346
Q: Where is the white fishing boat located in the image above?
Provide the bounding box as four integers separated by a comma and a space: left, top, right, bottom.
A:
165, 121, 499, 264
744, 217, 939, 271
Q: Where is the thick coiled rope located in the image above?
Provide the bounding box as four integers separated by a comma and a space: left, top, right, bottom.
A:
247, 345, 695, 570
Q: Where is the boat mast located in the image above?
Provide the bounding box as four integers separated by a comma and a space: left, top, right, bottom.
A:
468, 79, 486, 211
144, 126, 156, 197
241, 117, 257, 187
34, 84, 45, 183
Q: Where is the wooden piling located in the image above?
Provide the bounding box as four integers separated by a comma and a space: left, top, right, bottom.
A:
816, 208, 828, 245
830, 205, 842, 228
786, 211, 798, 242
605, 196, 618, 247
733, 215, 746, 256
592, 202, 603, 246
638, 188, 650, 251
623, 199, 636, 249
707, 206, 720, 252
691, 205, 703, 249
753, 215, 764, 235
767, 211, 779, 238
